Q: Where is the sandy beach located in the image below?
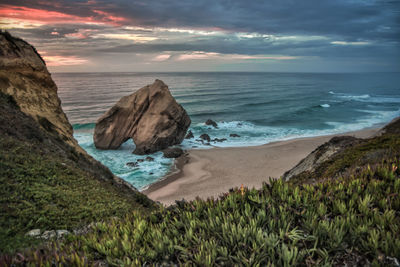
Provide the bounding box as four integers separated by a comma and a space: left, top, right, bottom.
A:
144, 128, 380, 205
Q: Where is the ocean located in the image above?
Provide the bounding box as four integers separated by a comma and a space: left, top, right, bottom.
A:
53, 72, 400, 190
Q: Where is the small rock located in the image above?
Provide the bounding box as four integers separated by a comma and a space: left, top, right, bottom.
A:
126, 162, 138, 167
213, 138, 227, 143
205, 119, 218, 128
137, 159, 145, 163
41, 230, 56, 240
149, 172, 154, 175
230, 133, 240, 138
199, 134, 211, 142
162, 147, 184, 158
26, 229, 41, 237
146, 156, 154, 162
185, 130, 194, 139
56, 230, 70, 238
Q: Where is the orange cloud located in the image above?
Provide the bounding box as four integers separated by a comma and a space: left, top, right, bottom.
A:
176, 51, 298, 61
41, 55, 89, 66
0, 4, 129, 29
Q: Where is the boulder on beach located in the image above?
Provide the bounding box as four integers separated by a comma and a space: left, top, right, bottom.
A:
126, 162, 139, 167
213, 138, 227, 143
185, 130, 194, 139
230, 133, 240, 138
162, 147, 184, 158
145, 156, 155, 162
199, 133, 211, 142
94, 79, 191, 155
205, 119, 218, 128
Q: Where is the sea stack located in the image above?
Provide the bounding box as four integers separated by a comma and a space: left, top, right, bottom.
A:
94, 79, 191, 155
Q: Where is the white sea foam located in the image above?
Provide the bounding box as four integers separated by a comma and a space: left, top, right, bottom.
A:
331, 92, 400, 103
74, 132, 174, 190
320, 104, 330, 108
337, 93, 371, 100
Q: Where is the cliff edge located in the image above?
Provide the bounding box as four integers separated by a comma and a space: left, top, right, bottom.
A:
0, 31, 77, 150
0, 32, 154, 253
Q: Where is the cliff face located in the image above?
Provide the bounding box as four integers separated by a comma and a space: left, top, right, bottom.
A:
283, 136, 360, 181
284, 118, 400, 184
0, 31, 77, 150
0, 32, 154, 252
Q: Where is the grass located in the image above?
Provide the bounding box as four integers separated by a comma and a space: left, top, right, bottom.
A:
0, 92, 154, 253
0, 137, 153, 253
289, 133, 400, 185
3, 159, 399, 266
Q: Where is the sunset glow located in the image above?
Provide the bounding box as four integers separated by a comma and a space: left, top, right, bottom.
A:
0, 4, 128, 28
42, 55, 89, 66
1, 0, 398, 72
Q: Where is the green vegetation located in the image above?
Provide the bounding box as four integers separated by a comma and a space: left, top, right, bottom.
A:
2, 159, 400, 266
0, 93, 154, 253
0, 137, 152, 253
289, 133, 400, 185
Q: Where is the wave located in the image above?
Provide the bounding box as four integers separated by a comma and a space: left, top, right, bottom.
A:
337, 94, 370, 100
325, 108, 400, 133
330, 92, 400, 104
73, 133, 174, 191
320, 104, 330, 108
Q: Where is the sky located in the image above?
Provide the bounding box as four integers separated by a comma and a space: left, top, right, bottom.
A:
1, 0, 399, 72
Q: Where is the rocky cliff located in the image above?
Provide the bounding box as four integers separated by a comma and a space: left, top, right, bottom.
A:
0, 32, 154, 252
283, 136, 361, 181
0, 31, 78, 150
284, 118, 400, 183
0, 31, 128, 182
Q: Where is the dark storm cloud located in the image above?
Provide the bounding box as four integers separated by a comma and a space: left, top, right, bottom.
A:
2, 0, 399, 71
3, 0, 400, 42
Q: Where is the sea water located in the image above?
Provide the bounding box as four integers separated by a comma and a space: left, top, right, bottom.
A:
53, 72, 400, 190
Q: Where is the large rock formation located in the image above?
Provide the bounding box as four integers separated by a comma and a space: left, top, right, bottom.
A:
0, 31, 79, 151
94, 79, 191, 154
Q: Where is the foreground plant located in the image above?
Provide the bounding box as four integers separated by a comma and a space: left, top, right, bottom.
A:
4, 159, 400, 266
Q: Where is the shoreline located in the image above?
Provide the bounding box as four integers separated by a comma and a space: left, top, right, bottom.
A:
143, 127, 381, 205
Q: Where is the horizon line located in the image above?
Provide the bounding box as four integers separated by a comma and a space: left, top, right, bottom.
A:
51, 70, 400, 74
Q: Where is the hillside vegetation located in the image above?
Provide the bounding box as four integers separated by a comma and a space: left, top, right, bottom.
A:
0, 93, 154, 253
1, 101, 399, 265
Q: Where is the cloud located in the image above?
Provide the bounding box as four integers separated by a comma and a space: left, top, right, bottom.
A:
175, 51, 299, 61
38, 52, 89, 66
92, 33, 158, 43
2, 0, 399, 72
151, 54, 171, 61
331, 41, 371, 46
0, 4, 129, 28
